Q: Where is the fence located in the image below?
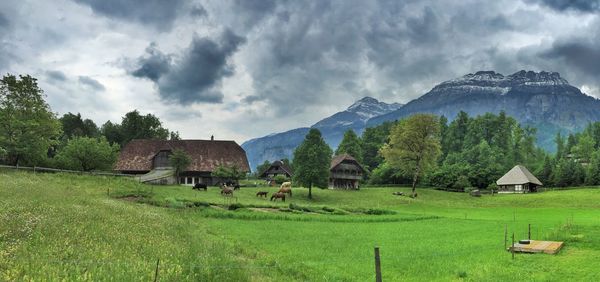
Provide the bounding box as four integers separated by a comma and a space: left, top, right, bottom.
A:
0, 164, 134, 178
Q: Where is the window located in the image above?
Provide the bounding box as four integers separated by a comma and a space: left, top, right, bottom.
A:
187, 177, 192, 184
515, 185, 522, 191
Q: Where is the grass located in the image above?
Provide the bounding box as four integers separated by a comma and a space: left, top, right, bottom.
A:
2, 170, 600, 281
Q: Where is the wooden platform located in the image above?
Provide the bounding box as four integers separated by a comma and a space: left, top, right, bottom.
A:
508, 240, 564, 254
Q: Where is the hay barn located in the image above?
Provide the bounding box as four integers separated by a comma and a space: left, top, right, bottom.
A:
329, 154, 365, 189
496, 165, 542, 193
114, 139, 250, 185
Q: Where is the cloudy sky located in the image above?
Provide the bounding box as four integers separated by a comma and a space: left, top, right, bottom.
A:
1, 0, 599, 143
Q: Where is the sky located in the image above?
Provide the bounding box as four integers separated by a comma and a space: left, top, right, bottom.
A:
1, 0, 599, 143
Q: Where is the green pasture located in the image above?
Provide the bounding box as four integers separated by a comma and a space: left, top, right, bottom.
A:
2, 170, 600, 281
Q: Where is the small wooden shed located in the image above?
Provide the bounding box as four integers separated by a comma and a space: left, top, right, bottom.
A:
496, 165, 542, 193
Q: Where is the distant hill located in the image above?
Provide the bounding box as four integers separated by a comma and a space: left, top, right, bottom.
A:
367, 70, 600, 150
242, 97, 402, 171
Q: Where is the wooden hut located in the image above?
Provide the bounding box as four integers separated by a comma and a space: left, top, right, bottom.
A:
114, 139, 250, 185
258, 160, 293, 179
329, 154, 365, 189
496, 165, 542, 193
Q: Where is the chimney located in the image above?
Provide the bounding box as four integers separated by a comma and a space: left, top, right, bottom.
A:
211, 135, 214, 141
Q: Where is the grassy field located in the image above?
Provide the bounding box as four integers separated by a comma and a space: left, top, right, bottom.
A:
2, 170, 600, 281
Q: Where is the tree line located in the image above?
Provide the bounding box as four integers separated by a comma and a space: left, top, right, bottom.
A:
286, 110, 600, 196
0, 74, 177, 171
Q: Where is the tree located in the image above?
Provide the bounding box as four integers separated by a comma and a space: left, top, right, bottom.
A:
585, 150, 600, 185
335, 129, 363, 164
212, 164, 246, 184
555, 132, 565, 160
169, 149, 191, 184
445, 111, 469, 153
381, 114, 441, 197
572, 133, 596, 163
361, 121, 395, 171
55, 137, 119, 171
169, 131, 181, 140
120, 110, 170, 145
60, 112, 99, 139
0, 74, 61, 166
293, 128, 333, 199
255, 160, 271, 176
101, 121, 124, 145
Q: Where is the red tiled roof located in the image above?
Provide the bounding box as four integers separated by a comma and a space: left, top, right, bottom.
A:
114, 139, 250, 173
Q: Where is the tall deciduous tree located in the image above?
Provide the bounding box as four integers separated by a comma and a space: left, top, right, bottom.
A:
381, 114, 441, 197
0, 74, 61, 166
361, 121, 394, 171
169, 149, 191, 184
60, 112, 99, 139
55, 137, 119, 171
293, 128, 333, 199
335, 129, 363, 164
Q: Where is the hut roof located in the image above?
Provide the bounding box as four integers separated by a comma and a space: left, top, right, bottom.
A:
259, 160, 294, 177
114, 139, 250, 173
496, 165, 542, 186
330, 154, 365, 172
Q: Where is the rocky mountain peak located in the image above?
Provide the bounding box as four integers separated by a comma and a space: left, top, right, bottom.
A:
346, 96, 403, 118
508, 70, 569, 85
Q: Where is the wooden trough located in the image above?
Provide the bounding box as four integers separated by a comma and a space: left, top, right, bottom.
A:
508, 240, 564, 254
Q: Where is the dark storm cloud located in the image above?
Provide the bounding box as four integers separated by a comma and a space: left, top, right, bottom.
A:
78, 76, 105, 91
232, 0, 277, 28
0, 12, 8, 27
131, 43, 171, 82
46, 70, 67, 82
541, 39, 600, 74
533, 0, 600, 12
74, 0, 185, 30
131, 29, 246, 104
190, 5, 207, 18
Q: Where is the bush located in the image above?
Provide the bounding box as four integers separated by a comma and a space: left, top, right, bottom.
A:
273, 175, 290, 184
487, 183, 498, 191
453, 175, 472, 191
464, 187, 478, 194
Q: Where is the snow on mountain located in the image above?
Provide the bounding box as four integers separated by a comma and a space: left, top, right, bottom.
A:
242, 97, 403, 171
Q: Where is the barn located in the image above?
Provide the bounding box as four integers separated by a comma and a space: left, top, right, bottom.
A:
329, 154, 365, 189
114, 139, 250, 185
496, 165, 543, 193
258, 160, 293, 179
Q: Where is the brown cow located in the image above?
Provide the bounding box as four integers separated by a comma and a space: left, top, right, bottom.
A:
220, 184, 234, 196
256, 191, 268, 198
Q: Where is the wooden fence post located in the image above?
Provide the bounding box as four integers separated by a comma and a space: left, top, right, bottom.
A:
511, 233, 515, 260
374, 246, 382, 282
154, 258, 160, 282
528, 224, 531, 240
504, 224, 507, 250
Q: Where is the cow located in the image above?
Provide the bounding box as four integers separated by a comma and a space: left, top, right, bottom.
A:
193, 183, 207, 191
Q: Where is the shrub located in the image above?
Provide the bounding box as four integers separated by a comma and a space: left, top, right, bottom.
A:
273, 175, 290, 184
453, 175, 472, 191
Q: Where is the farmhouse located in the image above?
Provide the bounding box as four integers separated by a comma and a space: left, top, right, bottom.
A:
114, 139, 250, 185
259, 160, 293, 179
496, 165, 542, 193
329, 154, 365, 189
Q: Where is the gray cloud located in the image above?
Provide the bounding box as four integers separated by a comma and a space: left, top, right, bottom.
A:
533, 0, 600, 12
541, 39, 600, 75
131, 43, 171, 82
78, 76, 105, 91
0, 12, 8, 27
74, 0, 185, 31
131, 29, 246, 104
190, 5, 207, 18
46, 70, 67, 82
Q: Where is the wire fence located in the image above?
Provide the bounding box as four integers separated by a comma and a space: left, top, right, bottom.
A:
0, 164, 134, 178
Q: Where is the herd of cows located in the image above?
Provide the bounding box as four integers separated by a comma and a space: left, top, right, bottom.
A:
191, 181, 293, 202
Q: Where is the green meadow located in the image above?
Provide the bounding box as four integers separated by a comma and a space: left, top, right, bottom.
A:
2, 170, 600, 281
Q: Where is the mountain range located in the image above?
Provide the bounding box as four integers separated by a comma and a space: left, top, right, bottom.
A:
241, 97, 402, 171
242, 70, 600, 171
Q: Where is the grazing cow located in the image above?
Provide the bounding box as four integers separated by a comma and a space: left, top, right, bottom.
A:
193, 183, 207, 191
270, 192, 286, 202
256, 191, 268, 198
220, 184, 234, 196
280, 181, 292, 189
